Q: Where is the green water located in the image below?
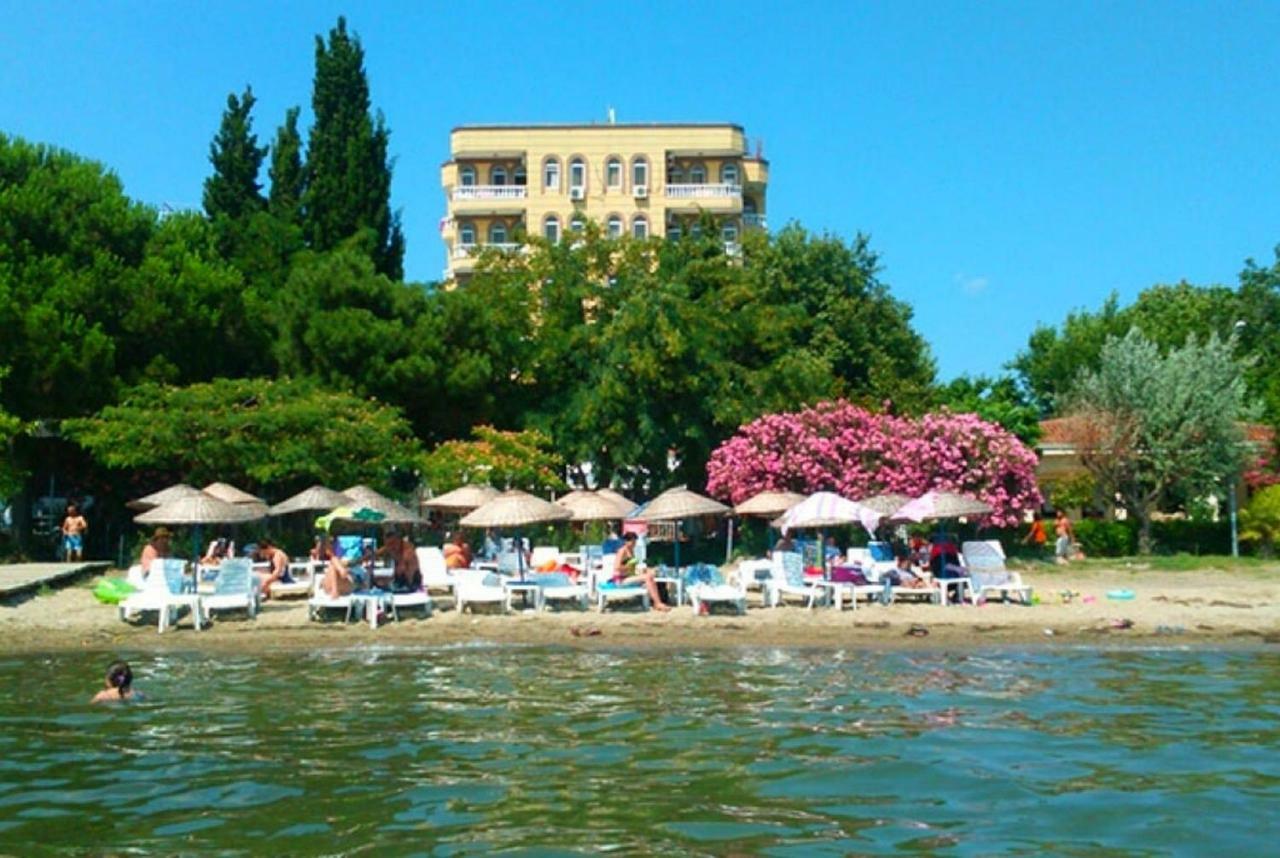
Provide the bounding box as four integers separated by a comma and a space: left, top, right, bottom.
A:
0, 646, 1276, 856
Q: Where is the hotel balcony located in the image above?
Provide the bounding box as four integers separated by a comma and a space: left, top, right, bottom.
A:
742, 213, 768, 230
663, 183, 742, 213
449, 184, 528, 214
453, 242, 525, 260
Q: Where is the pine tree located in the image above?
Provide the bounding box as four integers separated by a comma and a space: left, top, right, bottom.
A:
268, 106, 305, 224
302, 17, 404, 279
203, 86, 266, 221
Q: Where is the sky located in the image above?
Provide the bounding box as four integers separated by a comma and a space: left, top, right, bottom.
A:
3, 1, 1278, 381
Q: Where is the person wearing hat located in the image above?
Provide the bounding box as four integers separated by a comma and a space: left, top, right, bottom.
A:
140, 528, 172, 575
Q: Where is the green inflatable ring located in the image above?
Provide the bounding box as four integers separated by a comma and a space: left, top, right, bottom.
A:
1106, 589, 1136, 601
93, 577, 137, 605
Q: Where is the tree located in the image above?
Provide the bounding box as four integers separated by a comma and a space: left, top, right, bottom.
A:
1240, 484, 1280, 557
1236, 246, 1280, 426
420, 426, 565, 494
202, 86, 266, 222
63, 377, 421, 494
1062, 329, 1256, 553
268, 106, 305, 225
935, 374, 1042, 445
302, 17, 404, 278
705, 400, 1041, 527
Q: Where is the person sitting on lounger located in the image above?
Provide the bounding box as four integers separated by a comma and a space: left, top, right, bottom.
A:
613, 532, 670, 612
887, 551, 930, 589
255, 539, 290, 599
322, 554, 356, 598
772, 533, 795, 555
139, 528, 172, 575
443, 531, 472, 569
393, 533, 421, 591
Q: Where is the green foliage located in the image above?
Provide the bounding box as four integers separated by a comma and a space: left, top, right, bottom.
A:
1065, 329, 1256, 553
63, 377, 421, 494
1073, 519, 1136, 557
268, 106, 305, 225
202, 87, 266, 222
1041, 471, 1097, 512
420, 426, 565, 494
1236, 246, 1280, 428
936, 374, 1042, 445
1240, 484, 1280, 557
302, 17, 404, 279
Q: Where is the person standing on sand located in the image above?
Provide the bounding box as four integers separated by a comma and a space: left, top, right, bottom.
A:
61, 503, 88, 562
1054, 510, 1075, 564
1024, 516, 1047, 554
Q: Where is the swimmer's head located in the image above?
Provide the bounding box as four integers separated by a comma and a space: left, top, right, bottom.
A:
105, 660, 132, 692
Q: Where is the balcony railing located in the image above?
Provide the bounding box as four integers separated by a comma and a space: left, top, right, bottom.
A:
664, 183, 742, 199
742, 213, 768, 229
454, 243, 524, 259
452, 185, 528, 201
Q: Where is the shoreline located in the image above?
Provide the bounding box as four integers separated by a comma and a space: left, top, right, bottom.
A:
2, 564, 1277, 655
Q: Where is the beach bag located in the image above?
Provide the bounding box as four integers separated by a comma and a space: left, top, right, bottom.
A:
829, 566, 869, 585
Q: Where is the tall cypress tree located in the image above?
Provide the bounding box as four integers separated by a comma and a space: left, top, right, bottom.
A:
302, 17, 404, 279
268, 106, 305, 224
203, 86, 266, 221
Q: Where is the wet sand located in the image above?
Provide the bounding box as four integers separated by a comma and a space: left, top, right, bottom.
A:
2, 563, 1278, 653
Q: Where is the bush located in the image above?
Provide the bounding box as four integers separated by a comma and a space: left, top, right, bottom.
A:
1074, 519, 1136, 557
1150, 519, 1231, 555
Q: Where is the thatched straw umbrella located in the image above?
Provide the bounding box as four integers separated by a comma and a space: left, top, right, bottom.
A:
633, 486, 729, 572
727, 490, 807, 559
342, 485, 422, 525
460, 490, 572, 578
268, 485, 354, 516
127, 483, 202, 511
422, 484, 499, 515
134, 491, 266, 561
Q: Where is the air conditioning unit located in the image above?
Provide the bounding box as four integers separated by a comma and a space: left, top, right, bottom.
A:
569, 187, 585, 201
633, 184, 648, 199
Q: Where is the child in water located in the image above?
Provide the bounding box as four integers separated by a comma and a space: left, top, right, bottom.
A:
91, 660, 140, 704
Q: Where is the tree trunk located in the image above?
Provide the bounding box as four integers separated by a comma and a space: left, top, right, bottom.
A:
1137, 513, 1153, 555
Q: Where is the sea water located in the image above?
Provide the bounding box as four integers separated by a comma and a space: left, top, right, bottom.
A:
0, 646, 1276, 855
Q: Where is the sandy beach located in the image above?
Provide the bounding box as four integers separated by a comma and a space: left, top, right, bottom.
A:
2, 561, 1278, 654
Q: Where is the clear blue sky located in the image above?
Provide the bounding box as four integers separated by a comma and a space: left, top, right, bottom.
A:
3, 1, 1278, 381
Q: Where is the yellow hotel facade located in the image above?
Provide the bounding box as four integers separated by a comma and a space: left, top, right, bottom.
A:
439, 122, 769, 280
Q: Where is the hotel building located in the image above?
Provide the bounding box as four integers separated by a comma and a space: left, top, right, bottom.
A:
439, 122, 769, 281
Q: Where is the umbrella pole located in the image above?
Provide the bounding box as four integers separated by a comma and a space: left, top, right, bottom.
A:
516, 530, 524, 581
726, 517, 734, 563
674, 519, 681, 576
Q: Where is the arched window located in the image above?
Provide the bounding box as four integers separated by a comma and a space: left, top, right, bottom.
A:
720, 163, 739, 185
667, 221, 682, 241
488, 222, 508, 245
607, 215, 623, 238
543, 157, 561, 190
689, 163, 707, 184
632, 156, 649, 188
543, 215, 560, 244
459, 222, 476, 245
606, 157, 622, 189
459, 165, 476, 186
491, 165, 507, 186
667, 164, 684, 184
569, 157, 586, 191
569, 216, 585, 233
632, 215, 649, 239
513, 165, 527, 186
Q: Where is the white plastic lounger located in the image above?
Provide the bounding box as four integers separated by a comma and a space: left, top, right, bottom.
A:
686, 566, 747, 615
453, 568, 511, 614
961, 540, 1032, 605
415, 546, 456, 603
595, 555, 650, 611
765, 552, 830, 609
531, 572, 589, 610
119, 559, 203, 633
308, 570, 353, 622
200, 558, 258, 621
269, 559, 316, 599
391, 586, 433, 620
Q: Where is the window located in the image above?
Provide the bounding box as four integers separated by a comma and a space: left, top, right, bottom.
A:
667, 222, 682, 241
721, 163, 739, 185
690, 222, 703, 238
743, 198, 757, 215
632, 156, 649, 188
632, 215, 648, 239
722, 222, 739, 243
513, 165, 527, 186
569, 216, 585, 233
459, 165, 476, 186
607, 215, 623, 238
668, 165, 684, 184
488, 222, 507, 245
459, 222, 476, 245
569, 157, 586, 191
543, 215, 560, 244
543, 157, 560, 190
606, 157, 622, 189
689, 164, 706, 184
491, 165, 507, 186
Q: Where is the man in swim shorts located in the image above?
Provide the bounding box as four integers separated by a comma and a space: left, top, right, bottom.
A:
61, 503, 88, 561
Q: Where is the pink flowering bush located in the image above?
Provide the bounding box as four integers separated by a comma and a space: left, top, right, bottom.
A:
706, 400, 1042, 527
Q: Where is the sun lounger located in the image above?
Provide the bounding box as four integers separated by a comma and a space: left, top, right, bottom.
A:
119, 559, 203, 633
684, 564, 746, 615
961, 540, 1032, 604
454, 568, 512, 614
531, 571, 589, 610
307, 569, 353, 622
415, 547, 456, 603
268, 559, 316, 599
200, 558, 258, 621
595, 554, 649, 611
765, 551, 830, 608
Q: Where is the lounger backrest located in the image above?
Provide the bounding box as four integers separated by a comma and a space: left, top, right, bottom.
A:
416, 547, 450, 585
961, 540, 1006, 572
867, 541, 895, 563
157, 558, 187, 595
530, 546, 559, 568
779, 551, 805, 586
335, 535, 363, 560
214, 558, 253, 595
497, 551, 523, 575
